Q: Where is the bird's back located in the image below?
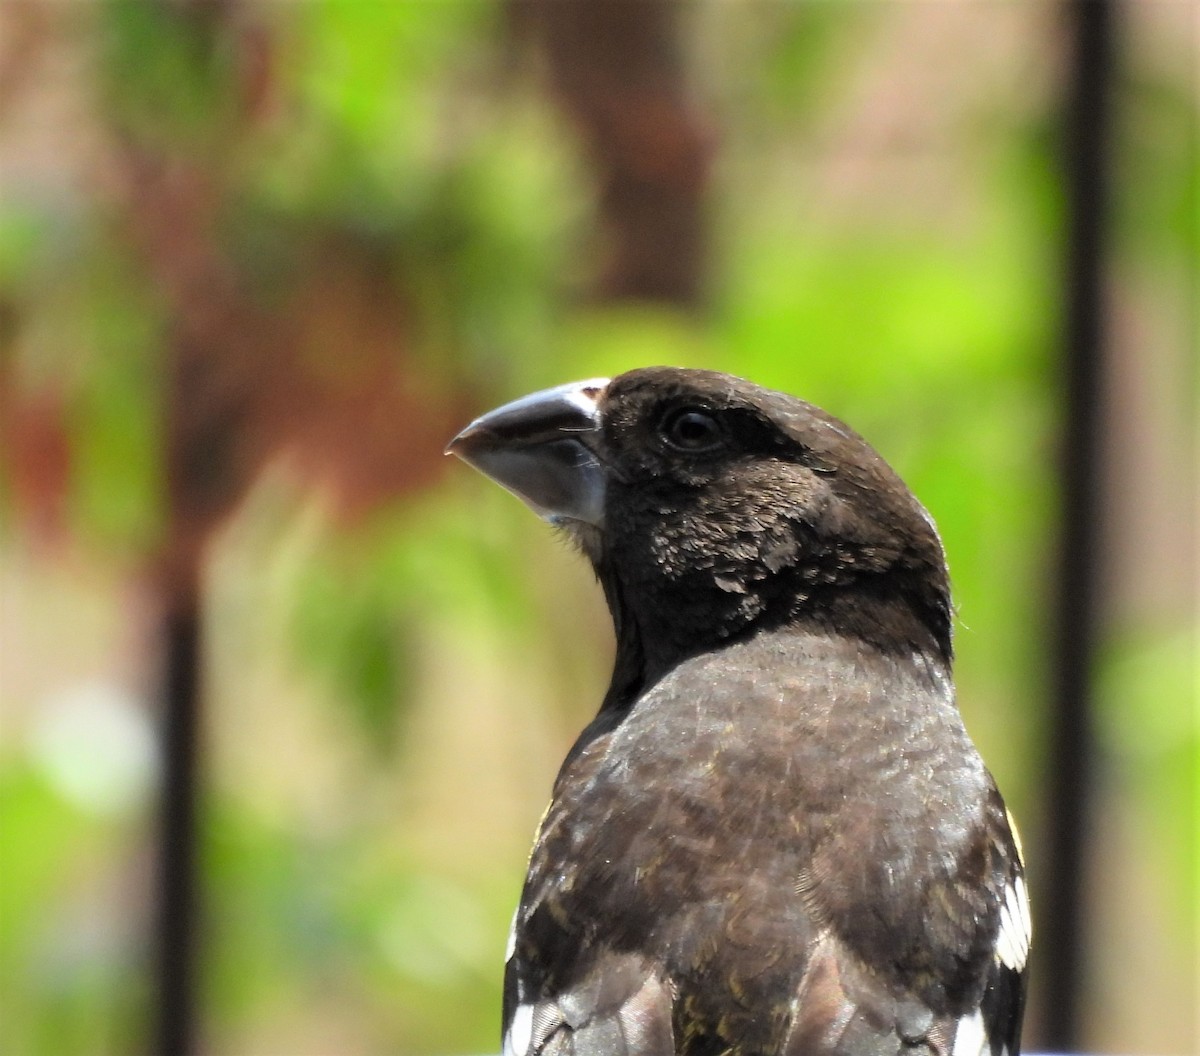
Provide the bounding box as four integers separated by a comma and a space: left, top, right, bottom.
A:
504, 629, 1020, 1056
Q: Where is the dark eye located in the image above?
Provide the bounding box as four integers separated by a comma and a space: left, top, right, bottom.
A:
660, 408, 725, 453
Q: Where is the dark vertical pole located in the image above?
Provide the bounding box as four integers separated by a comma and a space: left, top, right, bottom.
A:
1041, 0, 1116, 1048
154, 584, 202, 1056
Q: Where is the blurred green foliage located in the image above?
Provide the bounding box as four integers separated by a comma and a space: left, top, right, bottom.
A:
0, 2, 1194, 1055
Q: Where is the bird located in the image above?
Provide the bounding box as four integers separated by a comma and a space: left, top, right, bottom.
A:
446, 367, 1030, 1056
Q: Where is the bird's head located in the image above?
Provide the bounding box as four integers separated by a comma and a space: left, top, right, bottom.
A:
448, 367, 952, 697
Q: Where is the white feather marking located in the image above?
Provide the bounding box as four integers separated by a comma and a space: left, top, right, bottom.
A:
952, 1008, 988, 1056
1015, 874, 1032, 940
504, 907, 519, 963
995, 900, 1018, 970
996, 874, 1031, 972
504, 1003, 534, 1056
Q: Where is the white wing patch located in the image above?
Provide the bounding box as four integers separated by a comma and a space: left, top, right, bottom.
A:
952, 1008, 988, 1056
504, 1002, 534, 1056
994, 874, 1032, 972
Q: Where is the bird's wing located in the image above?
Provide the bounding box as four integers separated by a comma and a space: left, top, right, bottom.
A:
501, 830, 1029, 1056
502, 927, 1006, 1056
503, 948, 674, 1056
975, 814, 1031, 1056
780, 799, 1030, 1056
782, 929, 957, 1056
781, 917, 1031, 1056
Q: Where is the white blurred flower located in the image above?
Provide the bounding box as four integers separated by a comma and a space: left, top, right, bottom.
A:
29, 680, 159, 816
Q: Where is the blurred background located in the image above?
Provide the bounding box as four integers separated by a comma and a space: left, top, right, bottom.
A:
0, 2, 1195, 1054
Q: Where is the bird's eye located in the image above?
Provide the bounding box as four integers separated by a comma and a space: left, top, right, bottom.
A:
660, 408, 725, 453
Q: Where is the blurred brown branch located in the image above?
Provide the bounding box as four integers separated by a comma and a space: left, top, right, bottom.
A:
511, 0, 713, 307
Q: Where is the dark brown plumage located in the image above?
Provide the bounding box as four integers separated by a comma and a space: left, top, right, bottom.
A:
447, 367, 1029, 1056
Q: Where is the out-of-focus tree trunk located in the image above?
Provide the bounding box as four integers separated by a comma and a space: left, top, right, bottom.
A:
100, 3, 469, 1049
511, 0, 713, 307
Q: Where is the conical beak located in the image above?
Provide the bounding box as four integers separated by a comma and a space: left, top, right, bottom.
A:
445, 379, 610, 526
